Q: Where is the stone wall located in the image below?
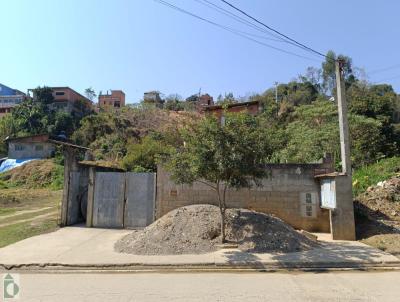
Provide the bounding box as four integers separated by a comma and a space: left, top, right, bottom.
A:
156, 162, 333, 232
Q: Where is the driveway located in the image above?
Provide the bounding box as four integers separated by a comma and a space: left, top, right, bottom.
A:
0, 226, 399, 269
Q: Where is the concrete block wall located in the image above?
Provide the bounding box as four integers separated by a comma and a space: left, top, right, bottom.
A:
8, 142, 55, 159
156, 163, 332, 232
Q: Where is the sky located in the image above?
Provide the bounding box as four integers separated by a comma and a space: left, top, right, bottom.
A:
1, 0, 400, 103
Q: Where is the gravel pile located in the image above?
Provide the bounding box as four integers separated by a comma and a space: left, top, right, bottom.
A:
115, 205, 318, 255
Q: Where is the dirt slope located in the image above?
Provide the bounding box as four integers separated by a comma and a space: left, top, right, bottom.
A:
355, 176, 400, 222
115, 205, 318, 255
0, 159, 62, 188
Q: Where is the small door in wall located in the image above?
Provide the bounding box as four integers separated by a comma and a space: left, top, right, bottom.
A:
320, 178, 336, 209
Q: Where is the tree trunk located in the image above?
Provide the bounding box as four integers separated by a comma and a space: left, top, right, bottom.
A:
219, 207, 226, 243
216, 183, 227, 243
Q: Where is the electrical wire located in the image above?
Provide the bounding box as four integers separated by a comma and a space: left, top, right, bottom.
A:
369, 64, 400, 75
154, 0, 322, 62
193, 0, 294, 45
219, 0, 332, 61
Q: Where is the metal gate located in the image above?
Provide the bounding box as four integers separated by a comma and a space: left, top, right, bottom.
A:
90, 172, 156, 228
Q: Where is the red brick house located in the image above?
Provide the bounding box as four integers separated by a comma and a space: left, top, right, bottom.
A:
28, 87, 92, 114
202, 100, 262, 123
98, 90, 125, 110
196, 94, 214, 111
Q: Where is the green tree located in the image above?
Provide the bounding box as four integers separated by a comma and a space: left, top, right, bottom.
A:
50, 111, 75, 136
322, 50, 353, 95
122, 135, 173, 172
164, 94, 184, 111
347, 82, 399, 155
166, 113, 270, 242
12, 97, 51, 135
0, 114, 17, 156
84, 87, 97, 102
215, 92, 237, 105
275, 100, 384, 168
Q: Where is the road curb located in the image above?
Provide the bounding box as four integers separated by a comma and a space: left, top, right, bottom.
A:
2, 261, 400, 273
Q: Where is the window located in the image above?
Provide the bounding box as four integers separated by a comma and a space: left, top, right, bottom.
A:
305, 205, 313, 217
14, 144, 25, 151
35, 144, 44, 151
306, 193, 312, 204
55, 92, 65, 96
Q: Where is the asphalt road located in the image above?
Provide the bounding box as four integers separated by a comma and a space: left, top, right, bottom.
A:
5, 271, 400, 301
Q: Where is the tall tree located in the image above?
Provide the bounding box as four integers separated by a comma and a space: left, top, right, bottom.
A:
84, 87, 97, 102
166, 113, 270, 242
322, 50, 353, 95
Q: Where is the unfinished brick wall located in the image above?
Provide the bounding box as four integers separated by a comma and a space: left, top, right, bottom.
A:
156, 162, 333, 232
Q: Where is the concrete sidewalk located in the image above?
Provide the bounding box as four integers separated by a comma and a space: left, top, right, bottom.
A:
0, 226, 399, 271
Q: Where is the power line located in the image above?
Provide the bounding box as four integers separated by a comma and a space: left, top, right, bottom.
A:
196, 0, 324, 60
193, 0, 293, 45
154, 0, 322, 62
219, 0, 331, 61
375, 74, 400, 83
369, 64, 400, 75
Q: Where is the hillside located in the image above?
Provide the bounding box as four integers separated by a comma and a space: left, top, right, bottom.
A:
0, 159, 63, 190
72, 107, 199, 161
354, 167, 400, 257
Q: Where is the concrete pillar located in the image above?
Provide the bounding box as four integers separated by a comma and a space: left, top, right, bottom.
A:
328, 60, 356, 240
330, 175, 356, 240
335, 60, 352, 176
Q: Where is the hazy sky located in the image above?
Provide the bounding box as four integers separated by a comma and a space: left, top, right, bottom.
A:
1, 0, 400, 103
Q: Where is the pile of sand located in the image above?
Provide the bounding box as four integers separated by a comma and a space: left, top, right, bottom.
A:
115, 205, 318, 255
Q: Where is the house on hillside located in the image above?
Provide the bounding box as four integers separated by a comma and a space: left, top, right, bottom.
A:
5, 134, 56, 159
143, 91, 164, 108
0, 83, 26, 117
98, 90, 125, 110
196, 94, 214, 111
202, 100, 263, 123
28, 87, 92, 115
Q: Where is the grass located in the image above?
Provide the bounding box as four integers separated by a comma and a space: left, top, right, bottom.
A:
0, 189, 62, 247
0, 189, 61, 211
0, 208, 17, 216
0, 207, 56, 225
0, 217, 59, 248
352, 156, 400, 197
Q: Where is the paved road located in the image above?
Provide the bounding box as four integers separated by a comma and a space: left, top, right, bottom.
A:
6, 271, 400, 301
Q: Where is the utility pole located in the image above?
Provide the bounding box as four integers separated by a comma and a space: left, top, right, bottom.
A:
335, 59, 352, 176
327, 58, 355, 241
274, 82, 279, 103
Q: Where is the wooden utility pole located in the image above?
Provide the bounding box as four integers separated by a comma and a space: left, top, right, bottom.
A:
335, 59, 352, 176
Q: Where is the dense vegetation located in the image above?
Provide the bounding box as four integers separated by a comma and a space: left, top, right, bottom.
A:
1, 50, 399, 176
353, 157, 400, 196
